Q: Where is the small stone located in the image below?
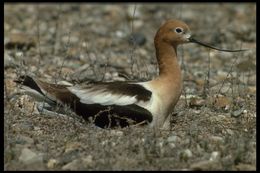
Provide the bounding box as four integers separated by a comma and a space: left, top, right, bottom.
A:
60, 150, 80, 165
110, 130, 123, 136
247, 86, 256, 95
19, 148, 43, 165
190, 160, 221, 170
169, 143, 176, 148
231, 109, 244, 117
16, 135, 34, 145
167, 135, 180, 143
235, 163, 256, 171
212, 95, 231, 110
210, 136, 224, 143
127, 6, 142, 19
4, 52, 16, 69
19, 121, 34, 131
15, 51, 23, 57
189, 97, 205, 108
193, 110, 200, 114
82, 155, 93, 167
157, 141, 164, 148
180, 149, 192, 161
128, 32, 146, 46
65, 142, 81, 153
226, 129, 234, 135
62, 159, 80, 170
209, 151, 220, 161
243, 109, 248, 114
47, 159, 59, 169
115, 30, 125, 38
184, 149, 193, 158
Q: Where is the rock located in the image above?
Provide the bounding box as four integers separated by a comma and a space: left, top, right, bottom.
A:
209, 136, 224, 143
65, 142, 81, 153
110, 130, 123, 136
167, 135, 180, 143
82, 155, 93, 167
235, 163, 256, 171
127, 6, 142, 19
209, 151, 220, 161
59, 150, 80, 165
128, 32, 146, 46
4, 52, 16, 69
62, 159, 80, 170
236, 59, 256, 72
61, 35, 79, 44
211, 95, 231, 110
226, 129, 234, 135
47, 159, 59, 169
19, 148, 43, 165
190, 160, 221, 170
16, 135, 34, 145
19, 121, 34, 131
180, 149, 193, 161
231, 109, 244, 117
169, 143, 176, 148
189, 97, 206, 108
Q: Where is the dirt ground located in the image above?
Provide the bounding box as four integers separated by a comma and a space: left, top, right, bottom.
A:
4, 3, 256, 171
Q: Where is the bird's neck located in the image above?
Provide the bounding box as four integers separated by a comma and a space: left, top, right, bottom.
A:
155, 41, 181, 83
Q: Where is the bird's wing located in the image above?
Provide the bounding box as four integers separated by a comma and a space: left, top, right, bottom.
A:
68, 81, 152, 106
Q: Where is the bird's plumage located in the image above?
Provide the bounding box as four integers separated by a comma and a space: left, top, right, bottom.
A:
14, 19, 245, 129
15, 76, 154, 128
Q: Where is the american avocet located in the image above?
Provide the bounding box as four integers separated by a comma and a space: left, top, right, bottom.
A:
14, 19, 246, 129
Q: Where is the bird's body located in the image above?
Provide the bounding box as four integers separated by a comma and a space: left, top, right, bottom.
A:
15, 19, 246, 129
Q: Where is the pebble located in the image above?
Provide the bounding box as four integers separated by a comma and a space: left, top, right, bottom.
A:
110, 130, 124, 136
47, 159, 59, 169
65, 142, 81, 153
4, 52, 16, 69
190, 160, 221, 170
235, 163, 256, 171
231, 109, 244, 117
128, 32, 146, 46
184, 149, 193, 158
189, 97, 205, 108
209, 136, 224, 143
59, 150, 80, 165
127, 6, 142, 19
226, 129, 234, 135
82, 155, 93, 167
209, 151, 220, 161
19, 121, 34, 131
169, 143, 176, 148
16, 135, 34, 145
180, 149, 192, 161
62, 159, 80, 170
167, 135, 180, 143
19, 148, 43, 165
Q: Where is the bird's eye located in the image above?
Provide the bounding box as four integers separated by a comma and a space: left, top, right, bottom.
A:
175, 27, 183, 34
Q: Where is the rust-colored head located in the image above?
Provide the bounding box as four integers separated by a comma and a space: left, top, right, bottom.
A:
155, 19, 191, 47
155, 19, 247, 52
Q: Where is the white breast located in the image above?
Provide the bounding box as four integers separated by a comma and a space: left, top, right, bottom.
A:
137, 82, 169, 127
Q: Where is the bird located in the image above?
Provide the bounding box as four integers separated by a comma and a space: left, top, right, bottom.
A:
14, 19, 246, 129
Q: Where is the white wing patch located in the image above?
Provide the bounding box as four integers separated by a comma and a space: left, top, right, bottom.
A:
68, 86, 138, 106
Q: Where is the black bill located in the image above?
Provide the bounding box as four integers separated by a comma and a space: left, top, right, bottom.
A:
189, 37, 247, 52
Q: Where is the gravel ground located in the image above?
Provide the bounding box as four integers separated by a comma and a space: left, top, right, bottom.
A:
4, 3, 256, 171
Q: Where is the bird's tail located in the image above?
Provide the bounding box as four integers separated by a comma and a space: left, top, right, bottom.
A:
14, 75, 56, 104
14, 75, 45, 95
